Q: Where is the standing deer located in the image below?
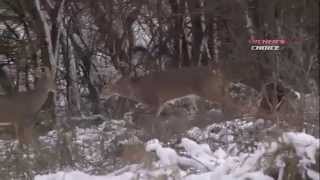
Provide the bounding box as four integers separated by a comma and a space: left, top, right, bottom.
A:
256, 81, 301, 127
0, 67, 55, 145
101, 67, 240, 118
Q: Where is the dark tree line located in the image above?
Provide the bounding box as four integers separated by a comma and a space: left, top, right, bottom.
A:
0, 0, 318, 178
0, 0, 318, 119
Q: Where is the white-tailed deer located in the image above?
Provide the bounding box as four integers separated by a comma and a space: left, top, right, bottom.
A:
102, 66, 301, 122
0, 67, 55, 145
255, 81, 302, 127
102, 67, 240, 117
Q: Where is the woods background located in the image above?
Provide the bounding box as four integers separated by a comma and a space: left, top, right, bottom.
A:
0, 0, 318, 179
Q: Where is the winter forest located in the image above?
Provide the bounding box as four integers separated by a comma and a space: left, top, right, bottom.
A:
0, 0, 319, 179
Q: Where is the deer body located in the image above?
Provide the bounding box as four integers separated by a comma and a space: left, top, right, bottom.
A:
103, 67, 236, 116
103, 62, 300, 127
0, 67, 55, 144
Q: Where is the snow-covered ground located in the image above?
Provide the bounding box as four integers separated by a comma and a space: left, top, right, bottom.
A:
0, 93, 319, 180
34, 120, 319, 180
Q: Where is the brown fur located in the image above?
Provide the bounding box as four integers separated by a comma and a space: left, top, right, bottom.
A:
102, 65, 300, 125
102, 67, 239, 117
0, 67, 55, 145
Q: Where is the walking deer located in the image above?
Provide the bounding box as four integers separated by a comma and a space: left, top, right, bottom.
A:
101, 67, 241, 118
102, 65, 300, 124
0, 67, 55, 145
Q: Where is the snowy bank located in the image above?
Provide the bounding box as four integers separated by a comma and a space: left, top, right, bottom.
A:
35, 132, 319, 180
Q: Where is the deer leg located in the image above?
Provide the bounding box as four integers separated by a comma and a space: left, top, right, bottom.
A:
16, 120, 34, 146
23, 126, 33, 145
221, 100, 236, 120
23, 118, 35, 145
189, 96, 199, 113
14, 122, 26, 147
155, 104, 165, 117
13, 123, 19, 141
145, 97, 162, 117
